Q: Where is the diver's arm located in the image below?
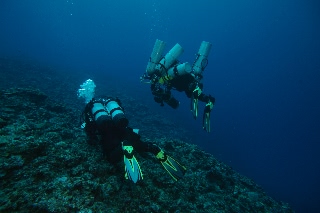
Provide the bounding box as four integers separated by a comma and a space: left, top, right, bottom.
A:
151, 83, 179, 108
151, 83, 165, 106
163, 89, 180, 109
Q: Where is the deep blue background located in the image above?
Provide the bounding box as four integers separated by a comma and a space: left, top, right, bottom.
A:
1, 0, 319, 212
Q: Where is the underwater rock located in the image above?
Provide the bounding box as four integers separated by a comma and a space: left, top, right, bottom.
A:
0, 87, 294, 213
0, 117, 8, 128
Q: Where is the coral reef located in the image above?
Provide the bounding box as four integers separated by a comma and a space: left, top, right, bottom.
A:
0, 87, 294, 212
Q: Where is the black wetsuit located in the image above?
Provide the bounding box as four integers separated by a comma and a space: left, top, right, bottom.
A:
83, 98, 161, 165
151, 73, 215, 108
98, 125, 160, 164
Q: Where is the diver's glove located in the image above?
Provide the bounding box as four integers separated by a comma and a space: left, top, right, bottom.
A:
122, 140, 143, 183
191, 85, 202, 119
203, 100, 214, 133
156, 150, 186, 181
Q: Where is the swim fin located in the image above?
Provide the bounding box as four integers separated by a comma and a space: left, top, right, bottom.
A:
191, 86, 202, 119
156, 151, 186, 181
122, 141, 143, 183
203, 101, 213, 133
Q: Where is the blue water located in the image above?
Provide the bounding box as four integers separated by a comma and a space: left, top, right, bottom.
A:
1, 0, 319, 212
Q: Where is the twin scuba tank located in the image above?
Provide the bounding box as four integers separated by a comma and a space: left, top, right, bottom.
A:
145, 39, 212, 84
90, 98, 128, 130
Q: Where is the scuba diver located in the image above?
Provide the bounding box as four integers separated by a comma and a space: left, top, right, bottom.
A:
78, 79, 186, 183
140, 39, 215, 132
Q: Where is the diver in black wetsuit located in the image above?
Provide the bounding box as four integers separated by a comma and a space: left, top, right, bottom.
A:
141, 39, 215, 132
81, 97, 186, 183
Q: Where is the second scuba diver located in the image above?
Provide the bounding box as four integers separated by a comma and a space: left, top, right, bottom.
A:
140, 39, 215, 132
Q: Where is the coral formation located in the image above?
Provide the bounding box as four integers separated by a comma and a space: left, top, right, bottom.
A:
0, 87, 293, 212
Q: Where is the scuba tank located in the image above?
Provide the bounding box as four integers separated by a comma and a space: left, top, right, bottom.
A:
156, 43, 184, 77
104, 98, 129, 128
90, 99, 113, 131
158, 62, 192, 84
192, 41, 212, 76
83, 97, 128, 132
